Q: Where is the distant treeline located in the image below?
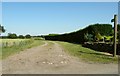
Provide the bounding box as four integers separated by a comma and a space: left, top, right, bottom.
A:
45, 24, 120, 43
1, 33, 32, 39
1, 33, 44, 39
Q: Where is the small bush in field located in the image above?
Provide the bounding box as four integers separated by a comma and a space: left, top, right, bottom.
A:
8, 33, 17, 39
18, 35, 25, 39
25, 34, 31, 38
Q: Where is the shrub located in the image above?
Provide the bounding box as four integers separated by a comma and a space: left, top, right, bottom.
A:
25, 34, 31, 38
18, 35, 25, 39
8, 33, 17, 39
117, 24, 120, 31
95, 33, 103, 41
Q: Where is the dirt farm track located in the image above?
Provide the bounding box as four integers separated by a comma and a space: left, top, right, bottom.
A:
1, 41, 118, 74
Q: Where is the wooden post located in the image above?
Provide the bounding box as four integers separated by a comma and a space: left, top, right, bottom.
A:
113, 15, 117, 57
118, 30, 120, 45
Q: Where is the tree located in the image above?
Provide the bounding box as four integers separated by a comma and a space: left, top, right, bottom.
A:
48, 34, 59, 36
25, 34, 31, 38
111, 14, 117, 57
8, 33, 17, 39
18, 35, 25, 39
0, 24, 5, 33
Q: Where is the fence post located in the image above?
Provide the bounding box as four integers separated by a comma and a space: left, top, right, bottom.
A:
113, 15, 117, 57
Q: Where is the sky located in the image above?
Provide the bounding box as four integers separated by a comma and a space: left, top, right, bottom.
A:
1, 0, 120, 2
1, 2, 118, 36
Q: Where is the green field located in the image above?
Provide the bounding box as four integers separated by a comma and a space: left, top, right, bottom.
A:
0, 39, 44, 59
1, 39, 31, 47
57, 41, 118, 64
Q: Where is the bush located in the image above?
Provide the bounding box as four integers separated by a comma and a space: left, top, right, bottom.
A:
18, 35, 25, 39
84, 33, 94, 42
117, 24, 120, 31
8, 33, 17, 39
25, 34, 31, 38
95, 33, 103, 41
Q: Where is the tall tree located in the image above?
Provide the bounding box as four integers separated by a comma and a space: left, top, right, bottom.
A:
0, 24, 5, 33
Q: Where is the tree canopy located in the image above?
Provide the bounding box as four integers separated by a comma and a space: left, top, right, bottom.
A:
45, 23, 113, 43
0, 24, 5, 33
25, 34, 31, 38
8, 33, 17, 39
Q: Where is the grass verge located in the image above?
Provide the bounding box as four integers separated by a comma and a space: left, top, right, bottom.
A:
1, 39, 44, 59
57, 41, 118, 64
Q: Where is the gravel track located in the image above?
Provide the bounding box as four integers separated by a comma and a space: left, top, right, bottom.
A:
2, 41, 118, 74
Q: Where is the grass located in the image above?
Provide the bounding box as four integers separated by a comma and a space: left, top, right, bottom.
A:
46, 40, 55, 45
1, 39, 29, 42
1, 39, 31, 47
0, 46, 1, 60
0, 39, 45, 59
57, 41, 118, 64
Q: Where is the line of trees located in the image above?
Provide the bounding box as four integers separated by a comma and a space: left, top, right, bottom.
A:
2, 33, 31, 39
45, 24, 120, 43
0, 24, 32, 39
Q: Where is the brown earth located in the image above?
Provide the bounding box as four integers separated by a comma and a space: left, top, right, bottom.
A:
2, 41, 118, 74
